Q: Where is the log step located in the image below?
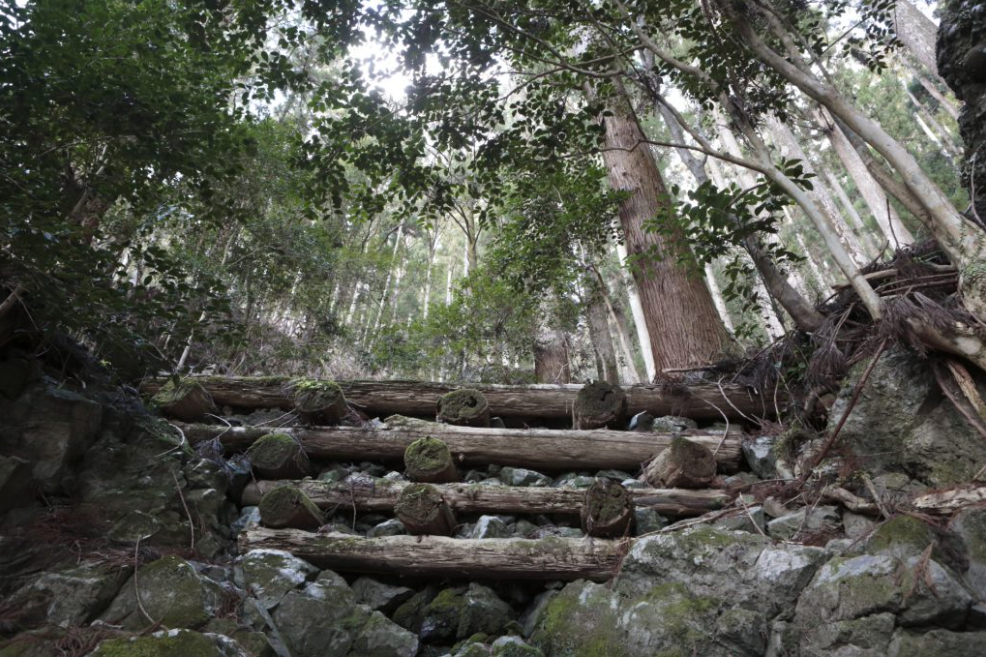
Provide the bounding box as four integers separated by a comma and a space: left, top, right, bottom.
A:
241, 479, 730, 518
143, 376, 774, 421
177, 419, 743, 472
239, 527, 624, 581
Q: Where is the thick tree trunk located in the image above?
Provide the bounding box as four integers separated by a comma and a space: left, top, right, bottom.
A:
144, 377, 775, 421
599, 95, 731, 373
176, 419, 744, 472
241, 479, 730, 518
587, 296, 619, 384
239, 527, 623, 581
893, 0, 943, 80
533, 327, 571, 384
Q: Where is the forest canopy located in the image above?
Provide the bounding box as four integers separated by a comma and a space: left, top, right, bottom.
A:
0, 0, 976, 384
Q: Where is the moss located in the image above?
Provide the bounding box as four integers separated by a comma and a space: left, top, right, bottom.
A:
133, 556, 215, 630
259, 484, 324, 528
394, 483, 440, 519
405, 437, 451, 475
423, 587, 467, 639
641, 582, 717, 644
289, 379, 343, 412
150, 379, 198, 406
867, 516, 934, 556
585, 480, 630, 523
246, 433, 296, 465
531, 584, 627, 657
438, 389, 488, 421
391, 587, 438, 631
91, 630, 220, 657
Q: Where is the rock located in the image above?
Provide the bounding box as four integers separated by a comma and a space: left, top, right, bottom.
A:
203, 618, 276, 657
642, 437, 716, 488
766, 505, 841, 541
231, 506, 261, 535
596, 469, 633, 482
651, 415, 697, 433
270, 590, 358, 656
417, 584, 514, 642
889, 628, 986, 656
715, 607, 768, 656
350, 609, 420, 657
521, 590, 558, 637
392, 586, 438, 633
318, 466, 347, 483
714, 507, 766, 534
723, 472, 760, 488
366, 518, 406, 537
742, 435, 778, 478
479, 478, 504, 487
861, 515, 936, 560
843, 511, 877, 539
5, 562, 128, 628
150, 379, 218, 422
634, 507, 666, 534
499, 467, 552, 487
627, 411, 654, 431
513, 519, 539, 537
463, 469, 485, 483
490, 635, 544, 656
99, 555, 224, 631
233, 549, 319, 609
530, 580, 623, 655
551, 472, 595, 488
471, 515, 510, 539
951, 506, 986, 599
827, 347, 986, 486
799, 612, 896, 657
90, 629, 245, 657
0, 455, 33, 513
620, 477, 647, 489
352, 577, 415, 613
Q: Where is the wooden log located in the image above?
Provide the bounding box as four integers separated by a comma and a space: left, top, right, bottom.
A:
246, 433, 311, 479
259, 485, 324, 530
290, 380, 348, 424
394, 483, 457, 535
404, 437, 459, 483
581, 479, 634, 538
150, 379, 217, 422
239, 527, 623, 581
437, 388, 490, 427
911, 486, 986, 514
178, 418, 743, 473
141, 377, 774, 421
642, 437, 717, 488
241, 479, 730, 518
574, 381, 627, 430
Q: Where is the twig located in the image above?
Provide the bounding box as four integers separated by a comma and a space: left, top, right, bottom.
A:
172, 471, 196, 551
716, 377, 755, 424
133, 534, 160, 628
738, 495, 769, 538
862, 474, 889, 519
0, 284, 25, 320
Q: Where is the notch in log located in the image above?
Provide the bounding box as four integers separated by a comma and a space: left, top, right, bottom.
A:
394, 483, 457, 536
290, 379, 348, 424
574, 381, 627, 430
247, 432, 311, 479
259, 485, 324, 530
150, 378, 217, 422
404, 437, 459, 483
642, 436, 716, 488
437, 388, 491, 427
581, 479, 634, 538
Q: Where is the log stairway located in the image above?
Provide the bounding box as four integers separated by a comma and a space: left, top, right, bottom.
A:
151, 377, 765, 582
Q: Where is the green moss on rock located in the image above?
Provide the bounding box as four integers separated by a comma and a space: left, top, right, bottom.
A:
91, 630, 221, 657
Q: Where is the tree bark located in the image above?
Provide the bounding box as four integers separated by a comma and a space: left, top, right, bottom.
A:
615, 241, 657, 380
581, 479, 634, 538
573, 381, 627, 430
437, 388, 491, 427
598, 92, 731, 373
144, 377, 776, 421
704, 264, 736, 334
893, 0, 943, 81
176, 418, 744, 472
586, 295, 619, 384
241, 478, 730, 518
239, 527, 623, 581
394, 483, 457, 536
533, 327, 571, 384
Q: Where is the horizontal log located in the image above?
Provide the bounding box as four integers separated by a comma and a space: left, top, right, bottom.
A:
177, 418, 743, 472
911, 486, 986, 514
239, 527, 624, 581
142, 376, 773, 421
241, 479, 730, 517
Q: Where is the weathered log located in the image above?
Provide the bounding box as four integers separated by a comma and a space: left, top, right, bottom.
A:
394, 483, 457, 535
178, 417, 743, 472
291, 380, 348, 424
574, 381, 627, 430
437, 388, 490, 427
581, 479, 634, 538
258, 485, 324, 530
246, 433, 311, 479
241, 478, 729, 518
911, 486, 986, 514
642, 437, 717, 488
239, 527, 623, 581
142, 377, 774, 421
404, 437, 459, 483
150, 379, 217, 422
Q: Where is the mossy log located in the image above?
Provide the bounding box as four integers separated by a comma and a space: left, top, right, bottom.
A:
581, 479, 634, 538
437, 388, 491, 426
642, 436, 717, 488
177, 419, 743, 472
259, 485, 324, 529
246, 433, 311, 479
151, 379, 217, 422
573, 381, 627, 430
239, 527, 623, 581
241, 479, 729, 518
142, 377, 776, 421
394, 483, 457, 535
291, 380, 348, 424
404, 437, 459, 483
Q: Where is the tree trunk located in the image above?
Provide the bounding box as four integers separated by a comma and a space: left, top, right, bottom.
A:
586, 295, 619, 384
242, 479, 730, 518
907, 89, 961, 159
592, 265, 643, 382
704, 263, 735, 334
823, 169, 882, 257
893, 0, 943, 81
177, 418, 744, 473
394, 483, 457, 536
614, 241, 656, 380
598, 94, 731, 373
581, 479, 634, 538
534, 327, 571, 384
239, 527, 623, 581
144, 377, 776, 421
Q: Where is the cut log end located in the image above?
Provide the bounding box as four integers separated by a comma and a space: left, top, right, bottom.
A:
404, 436, 459, 483
291, 380, 348, 424
437, 388, 491, 427
259, 485, 324, 530
394, 483, 457, 536
574, 381, 627, 430
643, 436, 717, 488
581, 479, 634, 538
151, 379, 217, 422
246, 432, 311, 479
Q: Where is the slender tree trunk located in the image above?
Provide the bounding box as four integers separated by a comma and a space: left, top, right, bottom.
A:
907, 89, 961, 159
823, 169, 882, 257
592, 265, 643, 383
598, 93, 731, 373
370, 223, 405, 343
704, 263, 735, 334
422, 231, 440, 321
893, 0, 944, 82
586, 294, 619, 384
912, 70, 961, 121
614, 241, 656, 380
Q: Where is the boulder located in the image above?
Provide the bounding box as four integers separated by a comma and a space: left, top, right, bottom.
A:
419, 584, 514, 641
490, 635, 544, 656
352, 576, 415, 613
90, 629, 247, 657
951, 506, 986, 599
766, 505, 841, 541
499, 467, 552, 487
233, 549, 318, 609
5, 561, 128, 628
642, 437, 716, 488
0, 455, 33, 513
470, 515, 511, 539
887, 628, 986, 657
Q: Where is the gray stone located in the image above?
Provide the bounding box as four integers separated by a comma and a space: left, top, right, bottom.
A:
231, 506, 261, 535
366, 518, 406, 537
352, 576, 415, 613
0, 454, 34, 513
521, 589, 558, 637
551, 472, 595, 488
471, 515, 510, 539
621, 477, 647, 489
420, 584, 514, 642
742, 435, 778, 478
714, 507, 766, 534
799, 612, 896, 657
463, 469, 485, 483
90, 629, 250, 657
491, 635, 544, 656
499, 467, 552, 487
951, 506, 986, 600
6, 562, 128, 628
234, 549, 318, 608
513, 519, 539, 537
888, 628, 986, 657
651, 415, 697, 433
596, 469, 634, 482
843, 511, 878, 539
271, 590, 359, 656
479, 477, 504, 486
767, 505, 841, 541
633, 507, 666, 534
349, 609, 420, 657
628, 411, 654, 431
715, 607, 768, 656
723, 472, 761, 487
